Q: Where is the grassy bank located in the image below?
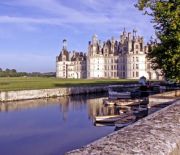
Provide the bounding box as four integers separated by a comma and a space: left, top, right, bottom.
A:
0, 77, 137, 91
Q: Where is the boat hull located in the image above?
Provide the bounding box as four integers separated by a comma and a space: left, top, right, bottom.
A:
95, 113, 133, 123
115, 115, 136, 128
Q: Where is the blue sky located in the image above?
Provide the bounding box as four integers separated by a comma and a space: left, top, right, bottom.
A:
0, 0, 154, 72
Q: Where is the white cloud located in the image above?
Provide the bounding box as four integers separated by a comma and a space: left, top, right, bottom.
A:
0, 0, 143, 26
0, 0, 155, 72
0, 0, 155, 42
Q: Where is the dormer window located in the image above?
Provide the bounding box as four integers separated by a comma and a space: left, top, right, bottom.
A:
62, 55, 66, 61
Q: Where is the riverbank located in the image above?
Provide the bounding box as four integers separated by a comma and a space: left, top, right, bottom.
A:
67, 90, 180, 155
0, 77, 139, 102
0, 86, 108, 102
67, 99, 180, 155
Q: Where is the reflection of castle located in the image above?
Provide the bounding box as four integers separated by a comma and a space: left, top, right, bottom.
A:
56, 29, 162, 80
87, 97, 119, 119
0, 95, 120, 121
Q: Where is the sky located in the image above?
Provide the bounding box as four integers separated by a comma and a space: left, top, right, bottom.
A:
0, 0, 155, 72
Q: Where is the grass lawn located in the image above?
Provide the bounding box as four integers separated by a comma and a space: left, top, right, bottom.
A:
0, 77, 137, 91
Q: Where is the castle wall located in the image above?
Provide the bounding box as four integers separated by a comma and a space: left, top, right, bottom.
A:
56, 30, 162, 80
88, 56, 104, 78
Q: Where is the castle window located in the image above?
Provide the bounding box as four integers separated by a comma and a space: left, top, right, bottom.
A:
136, 51, 138, 54
136, 45, 138, 49
136, 64, 139, 69
136, 71, 139, 77
133, 72, 134, 77
136, 57, 139, 62
105, 72, 107, 76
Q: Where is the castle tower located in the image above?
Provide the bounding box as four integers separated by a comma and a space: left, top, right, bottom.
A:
111, 37, 115, 53
133, 29, 137, 40
92, 34, 98, 45
127, 32, 132, 53
62, 39, 67, 50
91, 34, 99, 56
123, 28, 126, 36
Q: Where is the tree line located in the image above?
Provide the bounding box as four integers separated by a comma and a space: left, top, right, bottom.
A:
0, 68, 55, 77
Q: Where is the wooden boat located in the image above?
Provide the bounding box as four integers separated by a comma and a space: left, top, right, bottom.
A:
108, 84, 141, 99
103, 98, 144, 107
94, 112, 133, 123
109, 91, 131, 99
119, 107, 131, 114
132, 106, 148, 114
115, 115, 136, 128
103, 99, 115, 105
94, 123, 114, 127
115, 100, 139, 106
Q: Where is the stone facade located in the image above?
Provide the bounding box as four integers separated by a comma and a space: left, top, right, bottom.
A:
56, 39, 87, 79
56, 30, 162, 80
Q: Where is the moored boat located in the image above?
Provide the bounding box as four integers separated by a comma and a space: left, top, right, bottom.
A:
115, 115, 136, 128
109, 91, 131, 99
103, 99, 115, 105
103, 98, 143, 106
94, 112, 133, 123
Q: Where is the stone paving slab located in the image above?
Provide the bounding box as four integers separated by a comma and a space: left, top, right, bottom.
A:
67, 100, 180, 155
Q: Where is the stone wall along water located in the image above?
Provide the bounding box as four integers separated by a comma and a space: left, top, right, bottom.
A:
0, 86, 108, 102
149, 90, 180, 107
67, 100, 180, 155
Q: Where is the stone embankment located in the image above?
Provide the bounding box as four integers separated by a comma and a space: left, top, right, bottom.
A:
0, 86, 107, 102
149, 89, 180, 107
67, 91, 180, 155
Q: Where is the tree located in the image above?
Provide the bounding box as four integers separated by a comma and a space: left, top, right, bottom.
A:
136, 0, 180, 82
5, 68, 10, 73
11, 69, 17, 73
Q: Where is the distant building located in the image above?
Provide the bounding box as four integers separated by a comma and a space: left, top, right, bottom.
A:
56, 30, 162, 80
56, 39, 87, 79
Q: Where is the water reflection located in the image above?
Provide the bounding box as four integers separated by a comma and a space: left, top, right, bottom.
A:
0, 94, 149, 123
0, 93, 117, 155
0, 94, 122, 121
0, 93, 170, 155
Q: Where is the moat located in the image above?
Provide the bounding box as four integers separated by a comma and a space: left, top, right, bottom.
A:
0, 93, 167, 155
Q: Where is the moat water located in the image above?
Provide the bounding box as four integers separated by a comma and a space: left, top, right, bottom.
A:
0, 93, 117, 155
0, 93, 166, 155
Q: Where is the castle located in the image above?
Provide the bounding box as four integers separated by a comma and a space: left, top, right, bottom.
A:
56, 29, 162, 80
